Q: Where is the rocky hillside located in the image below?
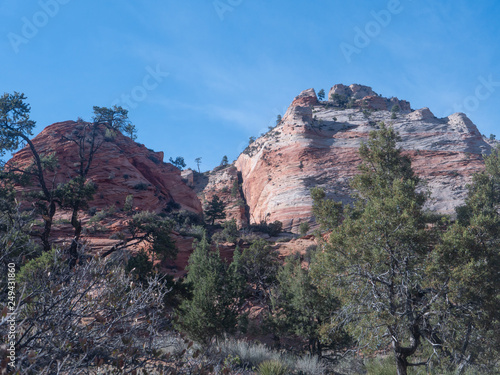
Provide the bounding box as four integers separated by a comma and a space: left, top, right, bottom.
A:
233, 84, 490, 232
6, 121, 203, 256
8, 120, 202, 215
7, 84, 493, 240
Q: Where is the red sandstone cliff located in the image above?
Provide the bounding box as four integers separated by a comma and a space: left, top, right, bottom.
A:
8, 120, 202, 214
6, 121, 203, 257
6, 84, 493, 257
234, 85, 490, 232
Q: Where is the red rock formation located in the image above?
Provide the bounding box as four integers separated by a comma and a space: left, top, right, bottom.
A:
7, 84, 494, 269
235, 85, 490, 232
182, 165, 248, 227
8, 120, 202, 215
329, 83, 376, 99
291, 88, 319, 107
6, 121, 203, 257
359, 95, 388, 111
328, 84, 411, 112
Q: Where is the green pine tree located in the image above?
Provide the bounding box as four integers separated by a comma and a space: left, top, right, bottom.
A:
240, 238, 280, 301
432, 145, 500, 370
175, 234, 243, 344
204, 195, 226, 225
311, 124, 445, 375
169, 156, 186, 170
271, 257, 344, 357
317, 89, 325, 101
0, 92, 58, 252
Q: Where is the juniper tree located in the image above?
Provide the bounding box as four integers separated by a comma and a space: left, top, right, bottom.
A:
169, 156, 186, 170
276, 114, 282, 126
55, 120, 103, 261
204, 195, 226, 225
311, 124, 448, 375
432, 145, 500, 372
56, 106, 132, 263
175, 235, 244, 344
391, 103, 400, 119
92, 105, 136, 139
299, 221, 310, 236
195, 157, 202, 173
270, 256, 344, 357
57, 107, 138, 263
239, 238, 280, 303
317, 89, 325, 101
310, 187, 343, 231
0, 92, 59, 252
212, 219, 239, 245
330, 93, 348, 108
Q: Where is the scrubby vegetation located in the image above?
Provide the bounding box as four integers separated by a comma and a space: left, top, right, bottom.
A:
309, 125, 500, 375
1, 94, 499, 374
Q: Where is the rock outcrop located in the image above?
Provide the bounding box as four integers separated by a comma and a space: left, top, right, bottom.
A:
7, 121, 203, 255
7, 84, 493, 259
8, 121, 202, 215
235, 84, 490, 232
328, 83, 411, 112
182, 165, 248, 227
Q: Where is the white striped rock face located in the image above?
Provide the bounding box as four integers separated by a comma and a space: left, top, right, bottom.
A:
235, 85, 490, 232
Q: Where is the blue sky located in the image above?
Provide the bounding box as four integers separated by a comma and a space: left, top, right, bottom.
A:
2, 0, 499, 170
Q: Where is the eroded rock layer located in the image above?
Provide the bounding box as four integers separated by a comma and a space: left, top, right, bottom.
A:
235, 85, 490, 232
182, 166, 248, 227
8, 120, 202, 216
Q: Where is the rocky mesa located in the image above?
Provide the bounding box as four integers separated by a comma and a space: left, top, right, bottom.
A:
234, 84, 490, 232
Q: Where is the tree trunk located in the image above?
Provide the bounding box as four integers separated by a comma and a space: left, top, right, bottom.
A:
41, 201, 56, 252
308, 338, 314, 355
392, 325, 421, 375
315, 339, 323, 358
24, 134, 58, 252
70, 205, 82, 242
395, 353, 408, 375
272, 334, 281, 350
68, 204, 82, 267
